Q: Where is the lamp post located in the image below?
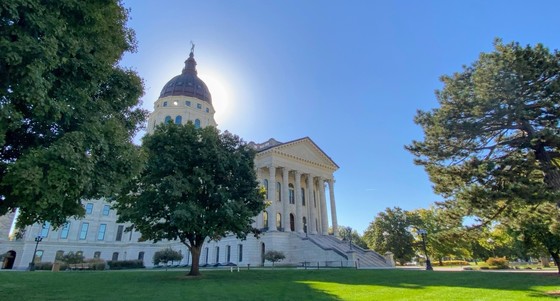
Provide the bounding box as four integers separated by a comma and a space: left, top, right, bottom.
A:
418, 229, 433, 271
347, 226, 353, 250
28, 235, 43, 271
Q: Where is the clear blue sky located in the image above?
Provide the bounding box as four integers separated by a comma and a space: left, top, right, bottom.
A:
119, 0, 560, 234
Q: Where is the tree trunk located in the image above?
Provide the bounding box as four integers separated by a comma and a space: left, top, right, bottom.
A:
549, 250, 560, 274
438, 258, 443, 266
188, 246, 202, 276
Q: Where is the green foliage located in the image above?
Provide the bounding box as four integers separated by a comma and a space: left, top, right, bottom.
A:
486, 257, 510, 269
58, 251, 85, 264
107, 259, 144, 270
363, 207, 415, 265
0, 0, 148, 228
335, 225, 368, 249
264, 250, 286, 267
84, 259, 106, 270
407, 39, 560, 216
114, 122, 266, 276
153, 248, 183, 266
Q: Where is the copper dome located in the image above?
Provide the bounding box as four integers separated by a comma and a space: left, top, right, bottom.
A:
159, 51, 212, 104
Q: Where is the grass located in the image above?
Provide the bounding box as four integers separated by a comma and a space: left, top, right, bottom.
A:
0, 268, 559, 300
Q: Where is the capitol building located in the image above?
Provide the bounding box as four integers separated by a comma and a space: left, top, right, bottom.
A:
0, 50, 393, 270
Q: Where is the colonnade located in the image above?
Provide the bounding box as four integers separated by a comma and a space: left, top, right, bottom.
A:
259, 165, 338, 237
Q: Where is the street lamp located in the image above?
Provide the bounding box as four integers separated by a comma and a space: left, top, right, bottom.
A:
347, 226, 353, 250
28, 235, 43, 271
418, 229, 433, 271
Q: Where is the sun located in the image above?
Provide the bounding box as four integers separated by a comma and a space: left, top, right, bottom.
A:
198, 70, 233, 126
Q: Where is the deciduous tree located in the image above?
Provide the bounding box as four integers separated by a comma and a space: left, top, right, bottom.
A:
0, 0, 147, 227
114, 123, 266, 276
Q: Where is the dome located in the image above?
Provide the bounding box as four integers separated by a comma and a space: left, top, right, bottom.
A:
159, 51, 212, 104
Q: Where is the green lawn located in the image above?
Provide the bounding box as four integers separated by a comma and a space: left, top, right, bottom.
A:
0, 268, 559, 300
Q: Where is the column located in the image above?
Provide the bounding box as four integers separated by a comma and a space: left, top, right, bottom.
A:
294, 171, 303, 234
307, 175, 317, 234
319, 177, 329, 235
328, 179, 339, 237
268, 165, 276, 231
282, 167, 289, 231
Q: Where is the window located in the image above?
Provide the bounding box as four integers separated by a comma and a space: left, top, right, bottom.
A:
290, 214, 295, 232
85, 203, 93, 214
289, 184, 295, 204
205, 108, 209, 113
138, 252, 145, 261
215, 247, 220, 263
205, 248, 209, 264
196, 103, 202, 109
227, 246, 231, 262
60, 223, 70, 239
185, 100, 191, 106
76, 251, 83, 257
276, 213, 282, 230
276, 182, 281, 202
263, 211, 268, 229
40, 221, 50, 238
303, 217, 307, 234
263, 179, 268, 199
55, 250, 64, 261
175, 115, 182, 124
94, 251, 101, 259
102, 205, 110, 216
97, 224, 107, 241
79, 223, 89, 240
194, 119, 201, 128
163, 101, 168, 107
238, 244, 243, 262
112, 252, 119, 261
164, 116, 172, 124
116, 225, 124, 241
301, 188, 306, 206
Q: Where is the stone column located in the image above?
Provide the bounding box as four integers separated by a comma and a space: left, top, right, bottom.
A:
319, 177, 329, 235
282, 167, 289, 231
328, 179, 339, 237
307, 175, 317, 234
268, 165, 276, 231
294, 171, 303, 234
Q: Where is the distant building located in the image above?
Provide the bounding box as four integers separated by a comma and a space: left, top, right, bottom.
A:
1, 50, 392, 270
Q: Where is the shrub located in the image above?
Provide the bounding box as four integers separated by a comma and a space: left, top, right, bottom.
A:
441, 260, 469, 266
153, 248, 183, 266
59, 251, 85, 264
486, 257, 509, 269
85, 259, 106, 270
480, 266, 489, 270
35, 262, 53, 270
264, 250, 286, 267
107, 259, 145, 270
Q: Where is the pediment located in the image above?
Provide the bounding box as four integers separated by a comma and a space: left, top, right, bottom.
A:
256, 137, 338, 170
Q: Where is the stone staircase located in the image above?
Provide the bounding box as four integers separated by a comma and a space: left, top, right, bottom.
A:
305, 234, 393, 268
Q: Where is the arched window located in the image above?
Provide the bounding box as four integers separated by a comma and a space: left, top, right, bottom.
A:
194, 119, 201, 128
263, 179, 269, 200
175, 115, 182, 124
289, 184, 295, 204
263, 211, 268, 229
276, 213, 282, 230
303, 217, 307, 233
301, 188, 306, 206
164, 116, 172, 124
276, 182, 281, 202
290, 214, 295, 232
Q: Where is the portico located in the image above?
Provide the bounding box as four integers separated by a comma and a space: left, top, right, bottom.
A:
249, 137, 339, 237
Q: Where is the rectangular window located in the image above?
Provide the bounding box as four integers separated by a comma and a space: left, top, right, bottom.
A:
185, 100, 191, 106
79, 223, 89, 240
60, 223, 70, 239
76, 251, 83, 257
112, 252, 119, 261
163, 101, 168, 107
85, 203, 94, 214
97, 224, 107, 241
102, 205, 110, 216
94, 251, 101, 259
55, 250, 64, 261
40, 221, 50, 238
196, 103, 202, 109
205, 248, 209, 264
116, 225, 124, 241
227, 246, 231, 262
215, 247, 220, 263
205, 107, 209, 113
238, 244, 243, 262
138, 252, 145, 261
